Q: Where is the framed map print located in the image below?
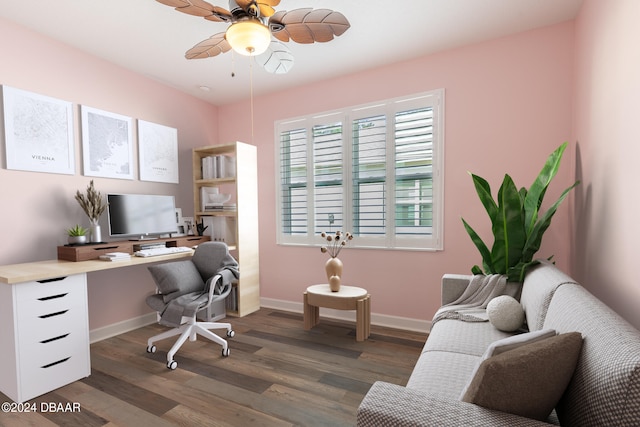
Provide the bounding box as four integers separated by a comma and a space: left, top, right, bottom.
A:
2, 86, 75, 175
138, 119, 179, 183
81, 105, 133, 179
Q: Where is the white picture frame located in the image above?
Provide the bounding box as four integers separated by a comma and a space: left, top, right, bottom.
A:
2, 86, 75, 175
138, 119, 179, 183
81, 105, 133, 179
182, 216, 194, 236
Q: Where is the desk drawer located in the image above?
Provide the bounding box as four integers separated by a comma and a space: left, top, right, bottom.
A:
18, 308, 88, 355
19, 350, 90, 403
13, 274, 90, 402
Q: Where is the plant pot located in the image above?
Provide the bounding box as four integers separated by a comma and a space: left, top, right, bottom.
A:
68, 235, 87, 245
325, 257, 343, 292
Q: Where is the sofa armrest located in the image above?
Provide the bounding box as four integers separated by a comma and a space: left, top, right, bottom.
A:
441, 274, 472, 305
357, 382, 555, 427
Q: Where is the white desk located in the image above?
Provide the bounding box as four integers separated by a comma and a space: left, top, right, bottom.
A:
0, 251, 195, 403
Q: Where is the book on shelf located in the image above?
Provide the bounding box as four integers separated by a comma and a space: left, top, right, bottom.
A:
203, 203, 237, 211
201, 155, 236, 179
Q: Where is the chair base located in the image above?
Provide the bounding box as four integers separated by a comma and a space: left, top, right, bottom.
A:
147, 317, 234, 369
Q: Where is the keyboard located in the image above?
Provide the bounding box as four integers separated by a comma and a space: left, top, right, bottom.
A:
134, 246, 193, 257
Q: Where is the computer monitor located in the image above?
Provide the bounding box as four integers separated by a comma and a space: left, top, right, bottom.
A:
107, 193, 177, 240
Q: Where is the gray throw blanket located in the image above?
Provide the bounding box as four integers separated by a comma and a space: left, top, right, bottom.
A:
159, 261, 239, 328
432, 274, 509, 325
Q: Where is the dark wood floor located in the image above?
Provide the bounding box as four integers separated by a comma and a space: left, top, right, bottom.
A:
0, 308, 427, 427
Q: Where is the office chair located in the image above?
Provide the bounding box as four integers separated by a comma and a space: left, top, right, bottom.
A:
144, 242, 238, 370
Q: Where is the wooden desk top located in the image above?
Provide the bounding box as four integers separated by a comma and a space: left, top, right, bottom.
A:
0, 251, 195, 284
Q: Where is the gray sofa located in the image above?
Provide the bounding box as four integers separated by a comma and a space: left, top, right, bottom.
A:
357, 261, 640, 426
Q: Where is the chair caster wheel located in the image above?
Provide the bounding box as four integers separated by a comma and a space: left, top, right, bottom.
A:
227, 330, 235, 338
146, 345, 156, 353
167, 360, 178, 370
222, 347, 230, 357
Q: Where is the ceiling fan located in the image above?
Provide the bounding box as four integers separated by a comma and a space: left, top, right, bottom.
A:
157, 0, 351, 74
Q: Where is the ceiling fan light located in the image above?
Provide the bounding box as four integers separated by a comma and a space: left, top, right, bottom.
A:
226, 20, 271, 56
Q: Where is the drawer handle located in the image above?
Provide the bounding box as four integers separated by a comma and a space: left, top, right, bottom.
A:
37, 277, 67, 283
39, 310, 69, 319
38, 293, 68, 301
94, 246, 118, 250
41, 357, 70, 369
40, 333, 70, 344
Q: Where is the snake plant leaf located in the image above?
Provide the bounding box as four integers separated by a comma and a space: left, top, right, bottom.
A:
471, 265, 484, 275
462, 217, 492, 274
470, 173, 498, 225
491, 174, 527, 274
522, 179, 580, 262
523, 142, 568, 236
507, 260, 540, 283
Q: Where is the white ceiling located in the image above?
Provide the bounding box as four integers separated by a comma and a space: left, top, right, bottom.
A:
0, 0, 583, 106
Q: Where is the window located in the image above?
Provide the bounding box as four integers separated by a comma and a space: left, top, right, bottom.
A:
276, 89, 444, 251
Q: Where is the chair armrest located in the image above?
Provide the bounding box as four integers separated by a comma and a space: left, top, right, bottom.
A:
206, 274, 223, 302
441, 274, 473, 305
357, 382, 554, 427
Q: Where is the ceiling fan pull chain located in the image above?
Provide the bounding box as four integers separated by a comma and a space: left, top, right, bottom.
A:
231, 50, 236, 77
250, 55, 255, 144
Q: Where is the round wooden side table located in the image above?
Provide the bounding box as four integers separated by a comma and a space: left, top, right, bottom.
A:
303, 284, 371, 341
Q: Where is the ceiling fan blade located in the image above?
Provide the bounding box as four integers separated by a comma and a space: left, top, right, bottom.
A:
204, 7, 233, 22
156, 0, 232, 22
174, 0, 216, 17
269, 8, 350, 44
156, 0, 190, 7
185, 32, 231, 59
256, 39, 294, 74
258, 1, 276, 17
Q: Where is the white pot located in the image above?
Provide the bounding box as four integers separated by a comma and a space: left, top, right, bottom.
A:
68, 235, 87, 245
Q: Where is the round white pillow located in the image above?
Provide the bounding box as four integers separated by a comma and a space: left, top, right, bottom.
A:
486, 295, 524, 332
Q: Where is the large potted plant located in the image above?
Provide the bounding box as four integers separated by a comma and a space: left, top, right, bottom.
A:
461, 142, 579, 282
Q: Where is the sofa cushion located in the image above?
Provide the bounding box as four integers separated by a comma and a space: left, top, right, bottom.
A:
425, 318, 515, 357
543, 284, 640, 426
520, 260, 576, 331
148, 260, 205, 303
487, 295, 525, 332
407, 351, 480, 399
461, 332, 583, 421
459, 328, 557, 399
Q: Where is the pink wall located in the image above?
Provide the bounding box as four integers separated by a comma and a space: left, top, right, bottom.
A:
219, 22, 576, 322
0, 16, 580, 331
0, 18, 219, 330
572, 0, 640, 329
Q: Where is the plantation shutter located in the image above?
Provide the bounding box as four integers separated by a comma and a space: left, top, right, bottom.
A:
279, 127, 308, 236
313, 121, 344, 234
394, 107, 434, 238
352, 113, 387, 237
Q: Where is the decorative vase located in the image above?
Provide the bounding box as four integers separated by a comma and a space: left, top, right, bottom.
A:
325, 257, 343, 292
90, 223, 102, 243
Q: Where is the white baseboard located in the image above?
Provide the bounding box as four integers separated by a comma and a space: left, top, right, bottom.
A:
261, 297, 431, 333
90, 312, 157, 344
89, 299, 431, 344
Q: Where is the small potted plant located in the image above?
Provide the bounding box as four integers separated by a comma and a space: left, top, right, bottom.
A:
67, 224, 88, 245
